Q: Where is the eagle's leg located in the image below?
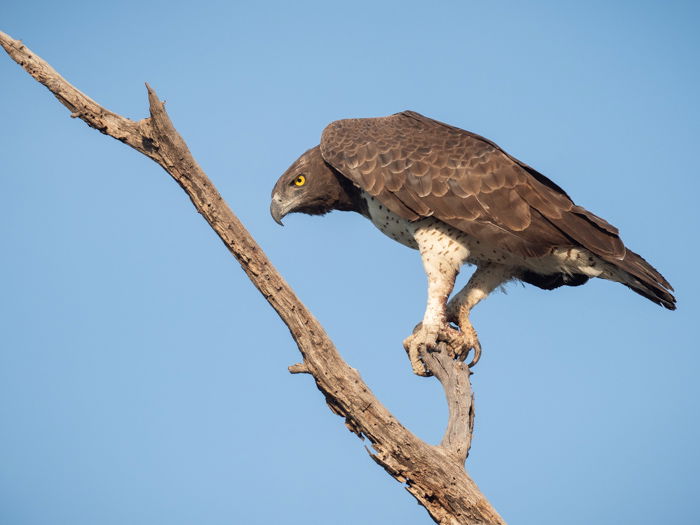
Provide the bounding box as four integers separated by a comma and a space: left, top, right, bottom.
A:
403, 227, 465, 376
446, 263, 512, 367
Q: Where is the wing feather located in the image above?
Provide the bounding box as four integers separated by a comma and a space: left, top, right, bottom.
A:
320, 111, 624, 259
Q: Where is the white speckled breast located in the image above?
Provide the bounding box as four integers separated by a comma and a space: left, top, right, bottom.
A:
361, 191, 508, 266
360, 191, 609, 279
362, 192, 419, 249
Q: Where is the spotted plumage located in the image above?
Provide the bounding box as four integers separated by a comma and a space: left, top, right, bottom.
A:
270, 111, 676, 374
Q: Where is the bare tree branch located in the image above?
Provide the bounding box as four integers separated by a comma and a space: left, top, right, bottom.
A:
424, 346, 475, 464
1, 30, 506, 525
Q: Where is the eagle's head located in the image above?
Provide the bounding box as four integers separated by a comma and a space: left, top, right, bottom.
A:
270, 145, 360, 225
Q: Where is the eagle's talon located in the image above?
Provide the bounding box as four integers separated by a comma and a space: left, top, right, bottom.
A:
435, 323, 482, 368
442, 313, 483, 367
403, 323, 440, 376
467, 339, 482, 368
403, 322, 481, 376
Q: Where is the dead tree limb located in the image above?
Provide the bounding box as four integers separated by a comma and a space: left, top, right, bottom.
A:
0, 31, 505, 525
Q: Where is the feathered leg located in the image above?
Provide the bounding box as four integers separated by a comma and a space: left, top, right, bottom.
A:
403, 226, 465, 376
403, 265, 460, 376
446, 263, 513, 367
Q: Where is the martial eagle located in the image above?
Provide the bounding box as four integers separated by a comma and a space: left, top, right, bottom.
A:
270, 111, 675, 375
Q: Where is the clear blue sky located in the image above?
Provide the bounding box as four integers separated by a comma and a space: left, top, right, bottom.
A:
1, 1, 698, 524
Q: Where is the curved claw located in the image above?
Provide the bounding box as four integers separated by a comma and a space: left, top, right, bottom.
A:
466, 339, 482, 368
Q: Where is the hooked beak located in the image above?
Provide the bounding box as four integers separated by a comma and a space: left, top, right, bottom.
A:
270, 196, 286, 226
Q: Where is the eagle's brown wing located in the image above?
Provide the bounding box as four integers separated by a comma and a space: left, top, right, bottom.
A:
321, 111, 674, 308
320, 110, 625, 260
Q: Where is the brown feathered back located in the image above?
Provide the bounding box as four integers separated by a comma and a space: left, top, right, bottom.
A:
321, 111, 623, 259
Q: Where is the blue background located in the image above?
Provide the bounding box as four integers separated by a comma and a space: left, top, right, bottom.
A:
1, 1, 697, 523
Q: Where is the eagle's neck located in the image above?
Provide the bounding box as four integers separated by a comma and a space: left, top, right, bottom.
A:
331, 167, 368, 217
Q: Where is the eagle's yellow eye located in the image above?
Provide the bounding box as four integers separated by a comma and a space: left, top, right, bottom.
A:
294, 175, 306, 187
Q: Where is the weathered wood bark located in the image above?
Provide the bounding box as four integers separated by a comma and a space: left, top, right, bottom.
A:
0, 31, 505, 524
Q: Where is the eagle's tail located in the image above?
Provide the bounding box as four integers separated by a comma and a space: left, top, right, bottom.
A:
605, 249, 676, 310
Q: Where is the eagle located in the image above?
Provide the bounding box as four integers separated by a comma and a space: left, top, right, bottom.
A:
270, 111, 676, 375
